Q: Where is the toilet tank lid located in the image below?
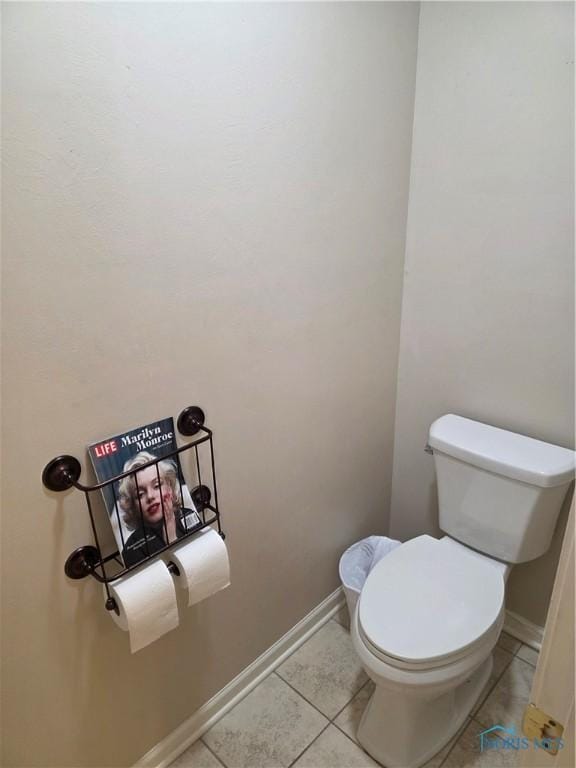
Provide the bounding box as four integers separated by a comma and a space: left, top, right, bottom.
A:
429, 415, 575, 488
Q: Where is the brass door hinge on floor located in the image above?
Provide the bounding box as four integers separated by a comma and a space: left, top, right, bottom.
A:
522, 703, 565, 756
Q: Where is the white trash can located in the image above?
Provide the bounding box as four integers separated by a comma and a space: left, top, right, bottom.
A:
339, 536, 401, 621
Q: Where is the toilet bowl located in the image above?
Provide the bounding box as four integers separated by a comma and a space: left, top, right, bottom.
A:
351, 536, 507, 768
349, 414, 575, 768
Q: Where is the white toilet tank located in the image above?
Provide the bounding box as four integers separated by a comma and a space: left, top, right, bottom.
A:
429, 415, 575, 563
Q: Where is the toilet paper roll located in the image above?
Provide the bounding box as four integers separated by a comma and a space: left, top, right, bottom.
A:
105, 559, 179, 653
167, 528, 230, 607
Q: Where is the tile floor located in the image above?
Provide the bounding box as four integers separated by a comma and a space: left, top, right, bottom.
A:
171, 607, 538, 768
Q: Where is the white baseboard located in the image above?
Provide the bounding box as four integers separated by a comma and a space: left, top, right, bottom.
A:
503, 609, 544, 651
136, 587, 345, 768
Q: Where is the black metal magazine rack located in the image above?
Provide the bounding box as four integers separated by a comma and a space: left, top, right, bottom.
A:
42, 406, 224, 614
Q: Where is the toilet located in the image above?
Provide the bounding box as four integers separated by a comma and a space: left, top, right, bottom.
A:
351, 414, 575, 768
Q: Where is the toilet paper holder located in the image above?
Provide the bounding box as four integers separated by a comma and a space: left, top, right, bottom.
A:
42, 406, 225, 614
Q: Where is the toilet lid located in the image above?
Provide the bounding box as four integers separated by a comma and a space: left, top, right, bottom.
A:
358, 535, 505, 665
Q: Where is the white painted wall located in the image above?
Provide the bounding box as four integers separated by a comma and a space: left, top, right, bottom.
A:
390, 1, 574, 627
1, 3, 419, 766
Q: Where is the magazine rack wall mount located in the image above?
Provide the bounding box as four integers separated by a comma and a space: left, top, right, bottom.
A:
42, 406, 224, 614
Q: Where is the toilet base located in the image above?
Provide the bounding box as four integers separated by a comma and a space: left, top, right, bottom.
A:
357, 654, 493, 768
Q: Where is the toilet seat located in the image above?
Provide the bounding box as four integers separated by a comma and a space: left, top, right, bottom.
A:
358, 535, 505, 671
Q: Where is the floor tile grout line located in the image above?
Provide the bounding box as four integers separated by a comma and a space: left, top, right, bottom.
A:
510, 638, 539, 664
497, 640, 521, 656
271, 671, 333, 722
513, 641, 524, 658
437, 718, 472, 768
331, 718, 358, 744
441, 648, 519, 765
408, 684, 536, 768
275, 610, 367, 723
474, 648, 537, 728
199, 667, 330, 768
473, 648, 516, 719
199, 737, 228, 768
470, 713, 489, 727
331, 717, 380, 763
473, 675, 503, 717
472, 674, 512, 729
329, 678, 376, 749
329, 678, 372, 724
515, 644, 538, 668
286, 721, 332, 768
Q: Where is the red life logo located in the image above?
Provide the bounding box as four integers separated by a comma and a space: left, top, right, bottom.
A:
94, 440, 118, 457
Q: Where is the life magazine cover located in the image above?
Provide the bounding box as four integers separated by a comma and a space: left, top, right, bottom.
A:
88, 417, 200, 567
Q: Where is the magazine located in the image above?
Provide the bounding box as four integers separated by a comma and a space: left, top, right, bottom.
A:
88, 417, 201, 568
